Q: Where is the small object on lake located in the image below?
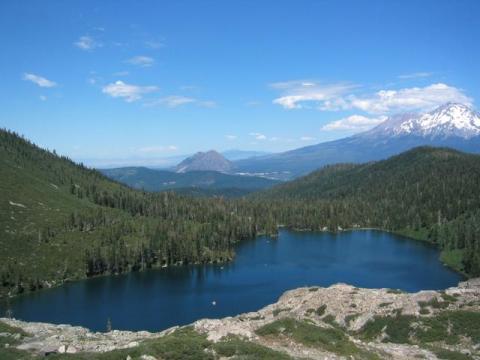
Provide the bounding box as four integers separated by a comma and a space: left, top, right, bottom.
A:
212, 301, 216, 306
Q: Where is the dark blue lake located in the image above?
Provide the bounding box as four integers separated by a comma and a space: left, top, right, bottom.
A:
4, 230, 463, 332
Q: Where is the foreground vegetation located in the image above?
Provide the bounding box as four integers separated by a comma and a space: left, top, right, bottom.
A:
1, 128, 480, 299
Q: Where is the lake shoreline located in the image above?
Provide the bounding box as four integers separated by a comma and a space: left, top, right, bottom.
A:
1, 277, 479, 359
1, 226, 467, 304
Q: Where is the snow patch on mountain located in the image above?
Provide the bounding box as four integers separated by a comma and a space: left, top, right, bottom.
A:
368, 103, 480, 139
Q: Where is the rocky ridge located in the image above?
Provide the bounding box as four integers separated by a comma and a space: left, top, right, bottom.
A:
1, 278, 479, 359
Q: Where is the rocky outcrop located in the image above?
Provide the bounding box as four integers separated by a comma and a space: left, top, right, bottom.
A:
0, 318, 176, 355
1, 278, 479, 359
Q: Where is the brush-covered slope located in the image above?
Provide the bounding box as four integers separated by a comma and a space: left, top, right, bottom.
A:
101, 167, 278, 195
256, 147, 480, 275
0, 130, 261, 297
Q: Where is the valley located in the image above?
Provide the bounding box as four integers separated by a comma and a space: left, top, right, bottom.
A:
100, 167, 279, 196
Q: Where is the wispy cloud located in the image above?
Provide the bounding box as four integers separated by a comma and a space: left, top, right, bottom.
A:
271, 80, 357, 110
137, 145, 178, 154
246, 101, 261, 107
225, 135, 237, 140
113, 71, 129, 77
74, 35, 101, 51
145, 40, 165, 49
249, 132, 267, 140
23, 73, 57, 88
146, 95, 216, 108
102, 81, 158, 102
272, 80, 472, 114
155, 95, 195, 108
199, 100, 217, 108
126, 55, 155, 67
39, 95, 47, 101
322, 115, 387, 132
398, 72, 432, 80
300, 136, 316, 141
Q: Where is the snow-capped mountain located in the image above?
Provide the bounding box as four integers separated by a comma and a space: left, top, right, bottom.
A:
234, 103, 480, 179
367, 103, 480, 139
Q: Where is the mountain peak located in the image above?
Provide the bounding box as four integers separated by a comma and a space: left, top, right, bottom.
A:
367, 103, 480, 140
175, 150, 233, 173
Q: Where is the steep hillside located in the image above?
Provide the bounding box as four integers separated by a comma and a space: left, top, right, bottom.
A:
101, 167, 278, 195
0, 130, 263, 297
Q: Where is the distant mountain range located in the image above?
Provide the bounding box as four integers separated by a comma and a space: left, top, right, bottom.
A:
101, 166, 279, 196
233, 103, 480, 179
105, 103, 480, 186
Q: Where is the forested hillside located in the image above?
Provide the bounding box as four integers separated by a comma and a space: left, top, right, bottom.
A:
1, 129, 479, 299
255, 147, 480, 275
0, 129, 266, 297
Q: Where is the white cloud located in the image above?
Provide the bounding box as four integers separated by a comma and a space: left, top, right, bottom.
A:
102, 81, 158, 102
300, 136, 316, 141
39, 95, 47, 101
249, 132, 267, 140
23, 73, 57, 88
398, 72, 432, 79
348, 83, 472, 114
271, 80, 472, 115
74, 36, 101, 51
271, 80, 357, 110
126, 56, 155, 67
225, 135, 237, 140
137, 145, 178, 154
322, 115, 387, 132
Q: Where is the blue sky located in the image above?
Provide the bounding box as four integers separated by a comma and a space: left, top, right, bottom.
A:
1, 0, 479, 167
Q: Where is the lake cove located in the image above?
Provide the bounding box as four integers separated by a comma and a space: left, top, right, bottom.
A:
4, 230, 463, 332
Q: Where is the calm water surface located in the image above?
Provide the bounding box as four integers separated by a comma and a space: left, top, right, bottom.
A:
4, 230, 463, 331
